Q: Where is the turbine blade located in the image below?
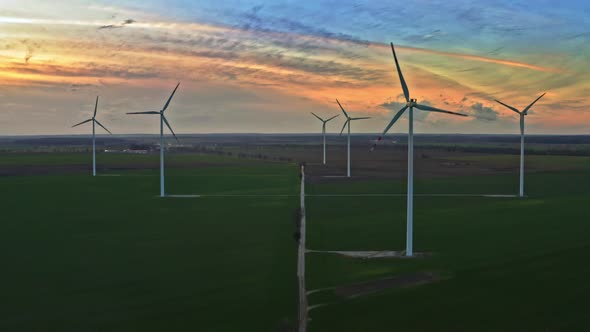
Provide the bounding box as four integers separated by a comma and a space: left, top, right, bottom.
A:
523, 92, 546, 115
339, 120, 349, 136
94, 119, 112, 135
93, 96, 99, 118
311, 112, 324, 121
390, 43, 410, 102
494, 100, 521, 114
325, 114, 339, 122
71, 118, 92, 127
162, 82, 180, 112
162, 115, 178, 141
415, 104, 468, 117
126, 111, 160, 115
335, 99, 349, 118
351, 117, 371, 120
370, 105, 408, 151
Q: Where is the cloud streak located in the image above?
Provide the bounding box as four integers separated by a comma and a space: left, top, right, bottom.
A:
21, 39, 39, 64
469, 102, 499, 121
0, 0, 588, 135
98, 18, 136, 29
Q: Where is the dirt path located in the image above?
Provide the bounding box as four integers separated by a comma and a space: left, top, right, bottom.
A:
335, 272, 439, 298
297, 164, 308, 332
306, 250, 406, 258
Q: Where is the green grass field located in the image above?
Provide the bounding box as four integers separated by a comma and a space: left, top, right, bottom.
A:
305, 158, 590, 331
0, 153, 299, 331
2, 151, 589, 331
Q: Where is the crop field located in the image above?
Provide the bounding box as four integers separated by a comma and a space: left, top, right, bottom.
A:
303, 153, 590, 331
0, 152, 300, 331
1, 142, 589, 332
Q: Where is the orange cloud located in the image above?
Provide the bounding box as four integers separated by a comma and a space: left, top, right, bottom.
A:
369, 44, 564, 74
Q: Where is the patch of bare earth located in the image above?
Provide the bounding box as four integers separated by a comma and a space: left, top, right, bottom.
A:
306, 250, 431, 259
0, 161, 261, 176
303, 147, 587, 183
335, 272, 440, 298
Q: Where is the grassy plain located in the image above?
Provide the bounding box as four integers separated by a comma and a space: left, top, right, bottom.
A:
0, 152, 300, 331
2, 145, 589, 332
305, 155, 590, 332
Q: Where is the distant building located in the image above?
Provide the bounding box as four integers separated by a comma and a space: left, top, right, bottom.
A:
123, 149, 149, 154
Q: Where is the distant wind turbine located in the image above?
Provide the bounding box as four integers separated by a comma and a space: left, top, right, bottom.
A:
371, 43, 468, 257
72, 96, 112, 176
336, 99, 370, 178
310, 112, 339, 165
127, 83, 180, 197
494, 93, 545, 198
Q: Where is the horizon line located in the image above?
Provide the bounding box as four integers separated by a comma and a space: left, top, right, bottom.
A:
2, 132, 590, 138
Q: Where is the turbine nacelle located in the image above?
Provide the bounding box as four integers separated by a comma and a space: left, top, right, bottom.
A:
495, 93, 546, 117
71, 96, 112, 135
370, 43, 467, 152
310, 112, 339, 124
335, 99, 370, 136
127, 82, 181, 141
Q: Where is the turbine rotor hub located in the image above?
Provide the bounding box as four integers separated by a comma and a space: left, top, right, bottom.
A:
407, 99, 417, 107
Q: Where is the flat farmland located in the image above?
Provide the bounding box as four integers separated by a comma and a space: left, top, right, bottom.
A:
0, 152, 300, 331
2, 140, 589, 332
303, 153, 590, 331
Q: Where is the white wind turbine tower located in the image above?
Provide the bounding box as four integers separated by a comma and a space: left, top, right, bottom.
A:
310, 112, 339, 165
371, 43, 468, 257
336, 99, 370, 178
494, 93, 545, 198
127, 83, 180, 197
71, 96, 112, 176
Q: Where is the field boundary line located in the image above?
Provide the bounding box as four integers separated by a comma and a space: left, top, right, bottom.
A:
297, 164, 308, 332
306, 193, 517, 198
200, 194, 297, 197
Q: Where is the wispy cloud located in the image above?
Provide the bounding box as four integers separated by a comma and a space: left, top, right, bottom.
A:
469, 102, 499, 121
21, 39, 39, 64
2, 62, 160, 79
0, 0, 588, 134
98, 18, 137, 29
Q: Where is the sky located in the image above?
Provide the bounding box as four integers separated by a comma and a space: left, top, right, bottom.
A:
0, 0, 589, 135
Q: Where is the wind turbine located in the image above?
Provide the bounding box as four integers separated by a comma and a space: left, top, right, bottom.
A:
310, 112, 339, 165
127, 82, 180, 197
371, 43, 468, 257
71, 96, 112, 176
336, 99, 370, 178
494, 93, 545, 198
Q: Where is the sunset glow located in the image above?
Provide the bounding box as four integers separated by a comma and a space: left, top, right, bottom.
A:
1, 1, 588, 135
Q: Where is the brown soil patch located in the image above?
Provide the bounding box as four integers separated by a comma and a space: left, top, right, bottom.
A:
306, 250, 432, 259
334, 272, 440, 298
0, 160, 261, 177
302, 146, 587, 183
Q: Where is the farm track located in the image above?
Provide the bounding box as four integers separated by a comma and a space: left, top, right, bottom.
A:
297, 165, 308, 332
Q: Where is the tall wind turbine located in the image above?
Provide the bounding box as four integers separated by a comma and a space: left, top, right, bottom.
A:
71, 96, 112, 176
336, 99, 370, 178
371, 43, 468, 257
311, 112, 339, 165
127, 83, 180, 197
494, 93, 545, 198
